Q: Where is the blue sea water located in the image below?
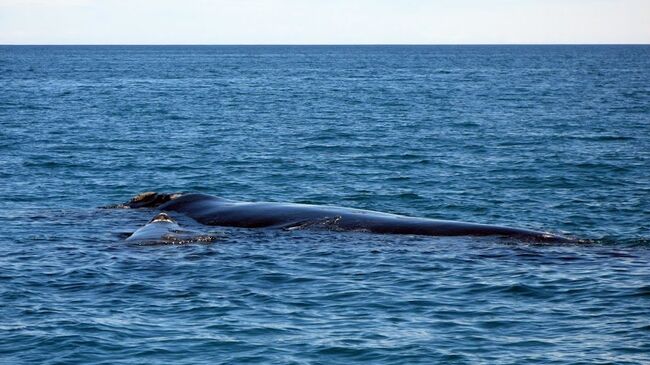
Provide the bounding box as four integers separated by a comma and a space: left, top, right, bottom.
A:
1, 45, 649, 364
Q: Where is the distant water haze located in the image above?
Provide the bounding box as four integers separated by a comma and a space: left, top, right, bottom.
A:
1, 0, 649, 44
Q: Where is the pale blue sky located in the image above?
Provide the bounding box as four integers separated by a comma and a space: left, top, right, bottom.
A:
1, 0, 648, 44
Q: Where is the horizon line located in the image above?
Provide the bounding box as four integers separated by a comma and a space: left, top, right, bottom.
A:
2, 43, 649, 47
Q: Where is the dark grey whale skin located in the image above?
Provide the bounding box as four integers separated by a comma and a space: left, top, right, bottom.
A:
143, 193, 569, 242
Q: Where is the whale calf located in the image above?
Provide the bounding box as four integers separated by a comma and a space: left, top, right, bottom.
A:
126, 212, 218, 244
118, 192, 570, 242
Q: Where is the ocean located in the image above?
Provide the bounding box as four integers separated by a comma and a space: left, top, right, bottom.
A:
1, 45, 649, 364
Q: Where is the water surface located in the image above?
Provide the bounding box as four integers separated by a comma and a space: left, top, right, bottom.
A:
1, 45, 649, 364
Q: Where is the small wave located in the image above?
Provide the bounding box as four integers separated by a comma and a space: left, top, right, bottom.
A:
497, 283, 552, 299
570, 135, 636, 142
626, 285, 650, 298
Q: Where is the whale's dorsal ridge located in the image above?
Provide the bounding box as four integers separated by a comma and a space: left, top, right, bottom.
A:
116, 192, 572, 242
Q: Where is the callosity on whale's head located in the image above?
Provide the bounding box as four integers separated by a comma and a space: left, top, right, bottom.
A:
124, 192, 183, 208
126, 212, 220, 244
149, 212, 175, 223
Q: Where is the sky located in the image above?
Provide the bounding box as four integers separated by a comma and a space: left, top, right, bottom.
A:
0, 0, 648, 44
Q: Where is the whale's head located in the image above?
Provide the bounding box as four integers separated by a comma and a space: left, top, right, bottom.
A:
149, 212, 176, 223
126, 192, 182, 208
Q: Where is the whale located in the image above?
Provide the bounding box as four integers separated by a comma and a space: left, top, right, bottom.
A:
126, 212, 218, 244
118, 192, 570, 242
